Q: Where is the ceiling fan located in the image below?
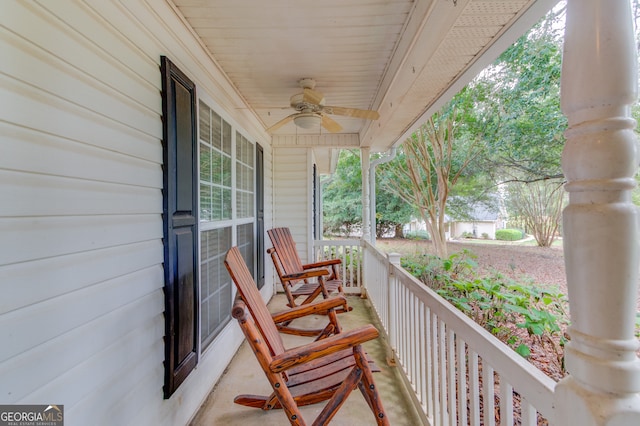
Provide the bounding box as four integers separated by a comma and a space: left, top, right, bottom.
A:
266, 78, 380, 134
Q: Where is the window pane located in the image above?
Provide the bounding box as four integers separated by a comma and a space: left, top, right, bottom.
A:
236, 133, 254, 219
200, 185, 212, 221
200, 104, 232, 224
199, 144, 211, 183
211, 110, 222, 150
200, 227, 232, 350
199, 100, 210, 142
222, 188, 232, 220
222, 121, 232, 154
237, 223, 254, 278
212, 151, 223, 185
223, 156, 232, 187
212, 187, 222, 220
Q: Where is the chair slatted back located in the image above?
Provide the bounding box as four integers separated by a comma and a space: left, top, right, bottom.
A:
224, 247, 285, 356
267, 227, 305, 275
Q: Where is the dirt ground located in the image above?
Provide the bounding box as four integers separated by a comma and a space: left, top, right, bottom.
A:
376, 237, 640, 309
377, 238, 564, 284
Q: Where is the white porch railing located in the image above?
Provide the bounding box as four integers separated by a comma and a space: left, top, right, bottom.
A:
313, 239, 363, 294
316, 239, 556, 425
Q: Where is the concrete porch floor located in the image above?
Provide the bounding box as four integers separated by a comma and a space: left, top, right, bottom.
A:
190, 294, 424, 425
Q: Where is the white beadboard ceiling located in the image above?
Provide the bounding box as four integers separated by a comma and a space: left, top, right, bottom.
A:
172, 0, 557, 170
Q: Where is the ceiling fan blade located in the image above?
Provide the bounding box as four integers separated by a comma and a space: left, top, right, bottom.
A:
302, 88, 325, 105
266, 114, 295, 133
321, 114, 343, 133
323, 105, 380, 120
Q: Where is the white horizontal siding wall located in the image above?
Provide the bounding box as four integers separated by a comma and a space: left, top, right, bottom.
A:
262, 144, 276, 292
451, 221, 498, 239
273, 147, 313, 263
0, 1, 271, 425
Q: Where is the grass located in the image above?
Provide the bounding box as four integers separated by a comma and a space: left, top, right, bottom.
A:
453, 236, 563, 248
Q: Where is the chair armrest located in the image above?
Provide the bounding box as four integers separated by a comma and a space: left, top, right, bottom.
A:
302, 258, 341, 270
271, 295, 347, 324
281, 268, 329, 281
269, 324, 379, 373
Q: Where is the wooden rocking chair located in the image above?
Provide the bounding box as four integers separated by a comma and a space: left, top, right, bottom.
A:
267, 227, 351, 312
225, 246, 388, 426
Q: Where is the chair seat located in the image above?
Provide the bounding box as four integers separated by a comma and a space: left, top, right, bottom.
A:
287, 348, 380, 387
235, 349, 380, 409
291, 279, 342, 297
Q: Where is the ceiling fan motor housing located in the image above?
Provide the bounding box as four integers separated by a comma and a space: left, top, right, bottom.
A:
265, 78, 378, 134
290, 93, 323, 112
298, 77, 316, 89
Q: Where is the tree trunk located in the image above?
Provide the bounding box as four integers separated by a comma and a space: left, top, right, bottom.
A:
394, 223, 404, 238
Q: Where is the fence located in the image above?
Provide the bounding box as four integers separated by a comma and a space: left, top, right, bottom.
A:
313, 239, 363, 293
318, 238, 558, 425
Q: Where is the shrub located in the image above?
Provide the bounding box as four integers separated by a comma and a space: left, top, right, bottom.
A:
402, 249, 477, 290
405, 230, 430, 240
495, 228, 524, 241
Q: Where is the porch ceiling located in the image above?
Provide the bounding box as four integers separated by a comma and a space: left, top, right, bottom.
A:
171, 0, 557, 161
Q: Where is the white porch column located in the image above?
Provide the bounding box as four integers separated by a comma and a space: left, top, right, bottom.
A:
555, 0, 640, 424
362, 147, 371, 242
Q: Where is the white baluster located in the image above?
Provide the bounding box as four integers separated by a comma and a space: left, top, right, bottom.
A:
483, 362, 495, 426
499, 379, 513, 426
457, 337, 468, 426
469, 351, 480, 426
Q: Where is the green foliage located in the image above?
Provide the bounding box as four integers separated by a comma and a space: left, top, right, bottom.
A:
402, 250, 568, 373
405, 230, 430, 240
479, 13, 566, 182
323, 150, 362, 236
495, 229, 524, 241
374, 183, 414, 237
402, 249, 478, 290
633, 172, 640, 207
323, 149, 413, 237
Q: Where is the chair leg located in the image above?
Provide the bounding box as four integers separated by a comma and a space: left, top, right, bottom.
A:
334, 298, 353, 313
268, 374, 305, 425
317, 276, 331, 298
327, 309, 341, 333
234, 392, 289, 411
314, 323, 337, 340
311, 365, 362, 426
284, 285, 299, 308
300, 286, 324, 306
354, 346, 389, 425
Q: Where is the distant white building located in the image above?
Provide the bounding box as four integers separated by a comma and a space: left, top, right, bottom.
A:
403, 201, 506, 240
448, 203, 506, 240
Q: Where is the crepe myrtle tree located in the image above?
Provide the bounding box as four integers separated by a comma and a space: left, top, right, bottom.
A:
506, 179, 565, 247
381, 98, 483, 258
